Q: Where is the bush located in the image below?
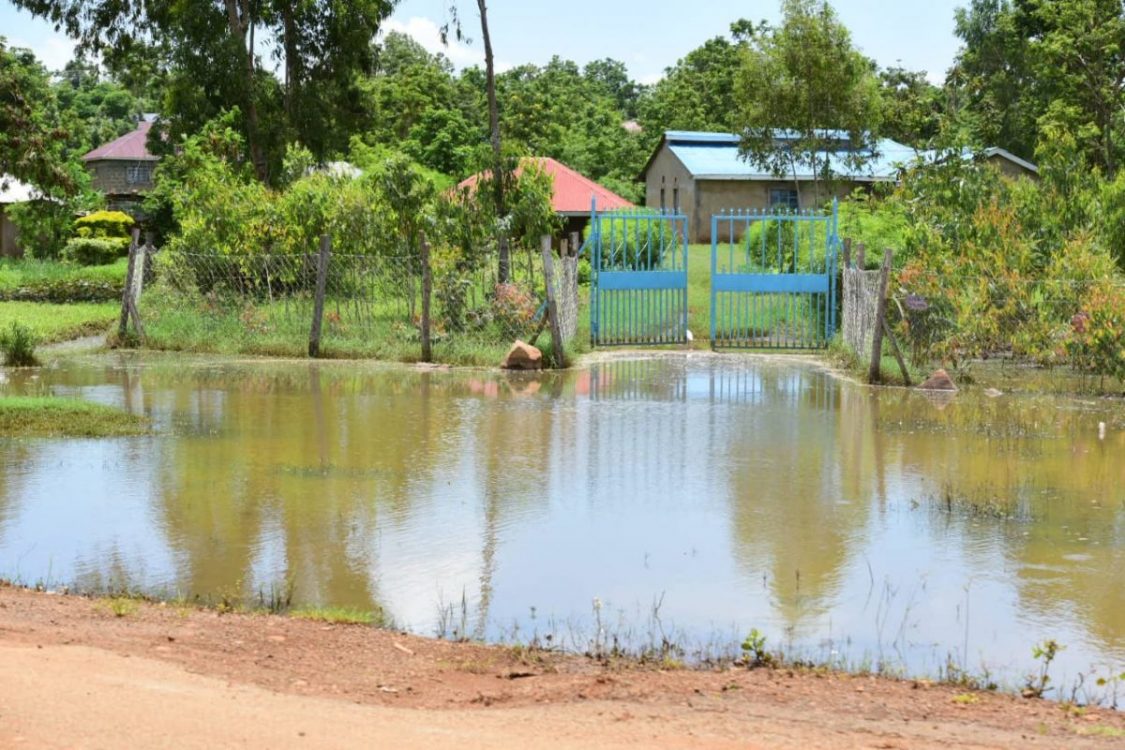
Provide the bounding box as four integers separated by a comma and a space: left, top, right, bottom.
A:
1066, 280, 1125, 385
75, 210, 135, 239
6, 201, 75, 260
62, 237, 131, 266
583, 210, 680, 270
0, 321, 40, 366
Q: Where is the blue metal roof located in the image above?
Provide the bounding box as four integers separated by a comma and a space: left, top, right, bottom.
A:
662, 131, 925, 182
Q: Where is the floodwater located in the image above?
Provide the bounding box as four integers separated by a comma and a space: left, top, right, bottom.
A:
1, 352, 1123, 699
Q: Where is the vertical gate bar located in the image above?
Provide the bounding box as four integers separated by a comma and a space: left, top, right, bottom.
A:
710, 215, 718, 346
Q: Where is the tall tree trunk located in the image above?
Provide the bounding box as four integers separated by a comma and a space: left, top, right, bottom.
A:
477, 0, 508, 284
282, 1, 298, 120
223, 0, 269, 183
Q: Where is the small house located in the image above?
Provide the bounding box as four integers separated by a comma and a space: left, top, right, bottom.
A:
82, 118, 160, 218
458, 157, 635, 239
641, 131, 1039, 243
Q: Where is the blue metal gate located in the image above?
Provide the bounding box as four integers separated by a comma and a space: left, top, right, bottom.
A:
590, 201, 689, 346
710, 201, 839, 349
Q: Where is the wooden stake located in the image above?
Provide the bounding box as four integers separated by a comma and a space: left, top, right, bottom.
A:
308, 234, 331, 358
868, 248, 893, 384
420, 238, 433, 363
118, 228, 141, 342
882, 317, 912, 386
541, 235, 566, 368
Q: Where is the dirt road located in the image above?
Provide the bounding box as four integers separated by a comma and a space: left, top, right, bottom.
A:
0, 587, 1121, 749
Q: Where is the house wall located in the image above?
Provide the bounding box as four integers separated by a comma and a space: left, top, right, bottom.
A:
691, 180, 862, 243
87, 159, 157, 197
0, 206, 20, 258
644, 145, 697, 224
986, 154, 1038, 180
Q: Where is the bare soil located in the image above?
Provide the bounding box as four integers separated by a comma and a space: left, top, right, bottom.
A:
1, 586, 1122, 749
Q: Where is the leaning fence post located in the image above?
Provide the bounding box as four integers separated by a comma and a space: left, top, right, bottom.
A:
541, 234, 566, 368
420, 237, 433, 363
868, 248, 893, 383
308, 234, 331, 358
118, 227, 141, 342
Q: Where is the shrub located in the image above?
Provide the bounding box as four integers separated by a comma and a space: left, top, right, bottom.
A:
490, 282, 538, 333
62, 237, 131, 266
6, 201, 75, 260
74, 210, 135, 239
1066, 280, 1125, 385
583, 210, 680, 270
0, 321, 40, 366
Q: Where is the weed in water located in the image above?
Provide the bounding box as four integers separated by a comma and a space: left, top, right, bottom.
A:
1024, 640, 1065, 699
0, 321, 39, 366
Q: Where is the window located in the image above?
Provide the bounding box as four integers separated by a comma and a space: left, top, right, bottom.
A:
769, 188, 800, 210
126, 165, 154, 185
659, 187, 666, 211
672, 187, 680, 213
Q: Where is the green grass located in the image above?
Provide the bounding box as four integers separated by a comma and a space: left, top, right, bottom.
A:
0, 301, 119, 344
0, 258, 127, 302
139, 286, 590, 367
0, 397, 148, 438
290, 606, 383, 626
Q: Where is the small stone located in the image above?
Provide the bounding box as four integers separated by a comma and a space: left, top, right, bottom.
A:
984, 388, 1003, 398
501, 340, 543, 371
918, 369, 957, 392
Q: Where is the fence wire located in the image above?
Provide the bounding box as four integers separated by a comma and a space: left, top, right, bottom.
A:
140, 243, 581, 364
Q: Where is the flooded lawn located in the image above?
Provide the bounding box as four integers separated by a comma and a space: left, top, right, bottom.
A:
1, 352, 1122, 699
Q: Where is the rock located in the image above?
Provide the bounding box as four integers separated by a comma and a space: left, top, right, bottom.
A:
918, 369, 957, 392
502, 340, 543, 371
984, 388, 1004, 398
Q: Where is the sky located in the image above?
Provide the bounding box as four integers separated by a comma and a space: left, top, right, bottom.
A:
1, 0, 965, 84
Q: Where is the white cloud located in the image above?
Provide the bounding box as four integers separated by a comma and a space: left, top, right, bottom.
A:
381, 16, 511, 72
637, 72, 663, 86
10, 34, 75, 72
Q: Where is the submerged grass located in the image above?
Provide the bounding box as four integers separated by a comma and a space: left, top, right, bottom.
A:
0, 397, 148, 438
0, 301, 118, 344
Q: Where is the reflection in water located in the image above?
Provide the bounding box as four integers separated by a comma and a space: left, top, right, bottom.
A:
0, 352, 1122, 693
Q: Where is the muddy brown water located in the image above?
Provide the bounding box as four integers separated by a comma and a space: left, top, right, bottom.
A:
1, 352, 1122, 702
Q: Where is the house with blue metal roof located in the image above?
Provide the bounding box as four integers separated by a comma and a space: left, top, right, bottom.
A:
641, 131, 1037, 242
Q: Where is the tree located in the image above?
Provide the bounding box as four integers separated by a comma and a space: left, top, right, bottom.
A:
442, 1, 511, 282
734, 0, 883, 208
879, 66, 943, 148
947, 0, 1041, 161
584, 58, 640, 118
638, 36, 745, 138
13, 0, 399, 183
0, 39, 77, 195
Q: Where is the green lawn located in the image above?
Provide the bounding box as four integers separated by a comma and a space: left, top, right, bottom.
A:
0, 397, 148, 438
0, 301, 119, 343
0, 258, 127, 302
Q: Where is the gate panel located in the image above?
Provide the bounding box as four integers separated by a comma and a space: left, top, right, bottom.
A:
710, 202, 839, 350
591, 206, 689, 346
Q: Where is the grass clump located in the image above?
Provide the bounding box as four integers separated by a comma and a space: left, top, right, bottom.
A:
0, 321, 39, 366
0, 301, 119, 344
290, 606, 383, 626
100, 597, 140, 618
0, 397, 148, 438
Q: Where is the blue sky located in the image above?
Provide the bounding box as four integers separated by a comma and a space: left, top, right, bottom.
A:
1, 0, 964, 83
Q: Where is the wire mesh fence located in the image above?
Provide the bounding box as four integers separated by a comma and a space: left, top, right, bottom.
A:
134, 237, 582, 366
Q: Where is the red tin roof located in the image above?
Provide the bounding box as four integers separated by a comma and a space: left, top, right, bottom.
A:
83, 120, 159, 162
457, 157, 634, 215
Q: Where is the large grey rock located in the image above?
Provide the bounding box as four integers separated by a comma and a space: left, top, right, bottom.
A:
502, 340, 543, 371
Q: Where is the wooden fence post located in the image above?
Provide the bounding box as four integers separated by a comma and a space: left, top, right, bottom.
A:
842, 237, 852, 269
568, 231, 580, 257
867, 248, 893, 383
541, 234, 566, 368
308, 234, 331, 358
420, 237, 433, 363
118, 227, 141, 342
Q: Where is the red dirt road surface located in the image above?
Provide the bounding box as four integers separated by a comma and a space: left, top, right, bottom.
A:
1, 586, 1122, 749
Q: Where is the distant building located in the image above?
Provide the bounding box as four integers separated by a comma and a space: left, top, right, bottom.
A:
458, 157, 635, 238
640, 131, 1039, 243
0, 176, 47, 258
82, 118, 160, 218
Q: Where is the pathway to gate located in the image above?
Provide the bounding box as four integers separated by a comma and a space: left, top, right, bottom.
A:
587, 200, 839, 350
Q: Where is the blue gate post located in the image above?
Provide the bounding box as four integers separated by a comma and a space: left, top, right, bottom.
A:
710, 213, 719, 346
828, 198, 839, 339
589, 196, 599, 346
